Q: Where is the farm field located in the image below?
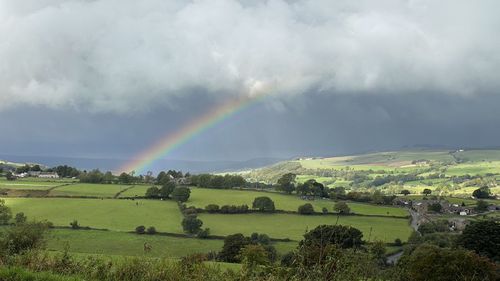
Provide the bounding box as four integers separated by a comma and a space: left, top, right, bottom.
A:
0, 179, 64, 190
189, 188, 408, 217
2, 198, 182, 233
49, 183, 132, 197
45, 228, 296, 258
199, 213, 412, 242
118, 185, 152, 198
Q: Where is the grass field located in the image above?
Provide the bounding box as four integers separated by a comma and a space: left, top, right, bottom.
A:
45, 228, 297, 258
0, 179, 64, 190
2, 198, 183, 233
188, 188, 408, 217
49, 183, 131, 197
118, 185, 152, 198
199, 213, 412, 242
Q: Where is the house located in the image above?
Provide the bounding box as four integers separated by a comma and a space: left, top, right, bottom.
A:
38, 172, 59, 179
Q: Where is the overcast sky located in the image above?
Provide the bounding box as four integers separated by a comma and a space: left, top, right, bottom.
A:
1, 0, 500, 169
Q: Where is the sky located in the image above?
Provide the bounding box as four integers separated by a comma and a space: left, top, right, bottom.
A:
1, 0, 500, 171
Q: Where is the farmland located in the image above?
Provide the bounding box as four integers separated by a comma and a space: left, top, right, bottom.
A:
198, 213, 411, 242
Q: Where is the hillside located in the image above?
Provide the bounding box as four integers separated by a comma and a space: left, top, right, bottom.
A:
240, 149, 500, 197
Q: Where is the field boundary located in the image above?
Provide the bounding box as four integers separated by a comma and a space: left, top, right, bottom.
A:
113, 185, 135, 198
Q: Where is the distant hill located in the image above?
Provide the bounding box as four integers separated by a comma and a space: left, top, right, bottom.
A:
0, 154, 283, 174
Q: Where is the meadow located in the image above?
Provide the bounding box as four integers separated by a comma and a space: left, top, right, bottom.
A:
3, 198, 182, 233
0, 179, 64, 190
45, 228, 297, 258
199, 213, 411, 242
189, 188, 409, 217
48, 183, 132, 197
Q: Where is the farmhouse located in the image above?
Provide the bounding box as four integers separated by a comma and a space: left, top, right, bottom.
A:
38, 172, 59, 179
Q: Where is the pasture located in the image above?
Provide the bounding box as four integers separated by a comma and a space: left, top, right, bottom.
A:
2, 197, 182, 233
118, 185, 152, 198
49, 183, 132, 197
45, 228, 297, 258
188, 188, 408, 217
199, 213, 412, 242
0, 179, 64, 190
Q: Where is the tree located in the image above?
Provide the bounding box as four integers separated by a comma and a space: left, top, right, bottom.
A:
423, 188, 432, 196
400, 189, 411, 196
135, 225, 146, 234
171, 187, 191, 202
334, 201, 351, 214
145, 186, 160, 198
240, 244, 270, 271
118, 172, 134, 184
298, 203, 315, 215
301, 225, 363, 249
428, 202, 442, 213
182, 216, 203, 234
322, 207, 328, 214
159, 181, 176, 198
103, 171, 114, 183
457, 220, 500, 262
0, 199, 12, 225
395, 244, 498, 281
218, 233, 250, 263
252, 197, 275, 212
472, 187, 491, 199
277, 173, 296, 194
5, 171, 16, 181
197, 228, 210, 239
475, 200, 489, 212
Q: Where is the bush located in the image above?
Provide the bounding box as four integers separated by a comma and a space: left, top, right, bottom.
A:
322, 207, 328, 214
298, 203, 315, 215
146, 226, 157, 235
182, 216, 203, 234
205, 204, 220, 213
145, 186, 160, 198
69, 220, 80, 229
334, 201, 351, 214
252, 197, 275, 212
15, 212, 27, 224
219, 205, 249, 214
0, 199, 12, 225
394, 238, 402, 246
197, 228, 210, 239
135, 225, 146, 234
0, 221, 48, 255
171, 187, 191, 202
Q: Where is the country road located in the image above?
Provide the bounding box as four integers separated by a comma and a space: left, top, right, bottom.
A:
386, 208, 420, 264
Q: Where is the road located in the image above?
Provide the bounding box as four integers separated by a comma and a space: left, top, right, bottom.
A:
386, 208, 420, 265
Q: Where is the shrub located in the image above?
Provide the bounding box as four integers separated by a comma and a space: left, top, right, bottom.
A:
146, 226, 157, 235
334, 201, 351, 214
171, 187, 191, 202
197, 228, 210, 239
394, 238, 402, 246
135, 225, 146, 234
252, 197, 275, 212
69, 220, 80, 229
298, 203, 315, 215
145, 186, 160, 198
322, 207, 328, 214
205, 204, 220, 213
182, 216, 203, 234
0, 199, 12, 225
15, 212, 27, 224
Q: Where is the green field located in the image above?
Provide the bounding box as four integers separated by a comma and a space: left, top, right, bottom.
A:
199, 213, 411, 242
118, 185, 152, 197
0, 179, 63, 190
188, 188, 408, 217
49, 183, 132, 197
2, 198, 182, 233
45, 228, 296, 258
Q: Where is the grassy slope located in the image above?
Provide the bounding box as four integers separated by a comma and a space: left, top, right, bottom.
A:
199, 213, 411, 243
188, 188, 408, 217
2, 198, 183, 233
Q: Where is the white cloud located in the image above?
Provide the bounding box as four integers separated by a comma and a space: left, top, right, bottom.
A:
0, 0, 499, 112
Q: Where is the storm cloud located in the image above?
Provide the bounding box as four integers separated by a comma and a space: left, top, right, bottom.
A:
1, 0, 499, 113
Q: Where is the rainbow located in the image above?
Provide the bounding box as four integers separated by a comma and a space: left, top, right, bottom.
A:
117, 92, 267, 174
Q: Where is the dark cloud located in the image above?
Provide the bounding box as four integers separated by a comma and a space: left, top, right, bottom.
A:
1, 1, 499, 170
